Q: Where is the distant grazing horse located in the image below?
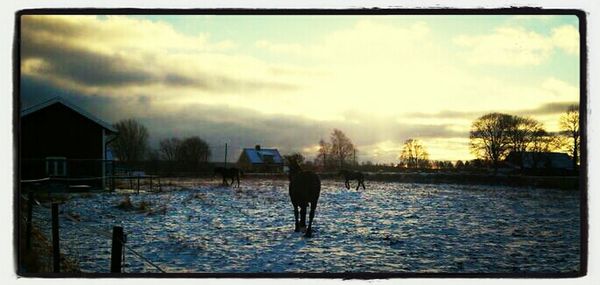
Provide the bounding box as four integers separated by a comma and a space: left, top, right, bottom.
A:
288, 159, 321, 237
214, 167, 242, 187
339, 169, 366, 190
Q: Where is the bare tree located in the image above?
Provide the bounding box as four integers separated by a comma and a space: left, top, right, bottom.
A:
159, 137, 181, 161
505, 116, 546, 169
399, 138, 430, 168
559, 105, 580, 170
315, 139, 331, 170
529, 130, 561, 169
329, 129, 356, 168
314, 130, 357, 170
469, 113, 513, 171
111, 119, 149, 162
506, 116, 543, 153
176, 136, 211, 169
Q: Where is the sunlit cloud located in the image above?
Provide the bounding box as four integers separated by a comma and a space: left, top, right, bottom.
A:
453, 24, 579, 66
551, 25, 580, 55
20, 15, 580, 162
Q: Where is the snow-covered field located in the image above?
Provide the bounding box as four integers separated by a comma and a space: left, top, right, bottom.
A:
32, 179, 581, 273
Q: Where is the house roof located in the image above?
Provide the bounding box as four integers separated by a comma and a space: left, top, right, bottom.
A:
241, 148, 284, 164
21, 97, 118, 133
505, 151, 573, 170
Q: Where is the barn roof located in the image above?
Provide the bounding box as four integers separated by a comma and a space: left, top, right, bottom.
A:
21, 97, 118, 133
242, 148, 284, 164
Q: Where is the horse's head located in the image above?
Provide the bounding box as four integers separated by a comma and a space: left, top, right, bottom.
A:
287, 158, 302, 178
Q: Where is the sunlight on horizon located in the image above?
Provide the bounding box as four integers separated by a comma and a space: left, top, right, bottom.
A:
20, 14, 580, 163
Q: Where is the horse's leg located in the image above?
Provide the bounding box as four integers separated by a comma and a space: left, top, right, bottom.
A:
345, 179, 350, 189
236, 174, 240, 187
293, 204, 300, 232
361, 179, 366, 190
356, 180, 360, 191
300, 206, 307, 229
305, 202, 317, 238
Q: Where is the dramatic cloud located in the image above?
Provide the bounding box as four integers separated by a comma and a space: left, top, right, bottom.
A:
19, 15, 580, 162
521, 101, 579, 115
21, 15, 299, 97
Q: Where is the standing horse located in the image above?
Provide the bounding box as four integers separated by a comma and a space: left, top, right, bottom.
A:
288, 159, 321, 237
339, 169, 366, 190
214, 167, 242, 187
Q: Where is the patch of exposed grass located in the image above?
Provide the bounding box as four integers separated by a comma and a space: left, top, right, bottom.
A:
138, 200, 151, 211
116, 195, 134, 210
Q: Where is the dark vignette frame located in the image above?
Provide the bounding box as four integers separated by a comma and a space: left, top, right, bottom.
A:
12, 7, 588, 279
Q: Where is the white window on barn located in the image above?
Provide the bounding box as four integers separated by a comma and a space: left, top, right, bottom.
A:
45, 157, 67, 177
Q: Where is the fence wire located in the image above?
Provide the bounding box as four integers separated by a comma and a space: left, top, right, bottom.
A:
20, 183, 167, 273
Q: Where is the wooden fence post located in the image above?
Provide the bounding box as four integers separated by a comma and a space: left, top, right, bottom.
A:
110, 162, 116, 192
51, 203, 60, 273
26, 192, 33, 251
111, 226, 124, 273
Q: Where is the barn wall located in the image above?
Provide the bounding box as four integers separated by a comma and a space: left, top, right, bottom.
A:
20, 103, 105, 180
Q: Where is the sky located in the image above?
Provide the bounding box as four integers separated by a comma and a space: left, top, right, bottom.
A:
19, 14, 580, 163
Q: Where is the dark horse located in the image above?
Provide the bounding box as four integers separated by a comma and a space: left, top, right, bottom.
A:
214, 167, 242, 187
339, 169, 366, 190
288, 159, 321, 237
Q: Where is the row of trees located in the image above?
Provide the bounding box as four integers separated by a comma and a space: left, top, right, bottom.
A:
157, 136, 211, 169
310, 105, 579, 172
311, 129, 432, 170
359, 159, 492, 170
110, 105, 580, 174
110, 119, 211, 171
469, 105, 580, 171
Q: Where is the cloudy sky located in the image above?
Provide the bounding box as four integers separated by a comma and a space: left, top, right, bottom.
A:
20, 14, 580, 163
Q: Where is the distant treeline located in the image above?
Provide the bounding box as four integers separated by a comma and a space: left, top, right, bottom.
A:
108, 105, 580, 176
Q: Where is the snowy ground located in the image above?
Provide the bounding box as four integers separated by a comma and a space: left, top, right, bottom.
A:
31, 179, 581, 273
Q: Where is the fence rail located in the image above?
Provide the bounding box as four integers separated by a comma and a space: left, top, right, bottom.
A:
21, 174, 162, 194
19, 182, 166, 273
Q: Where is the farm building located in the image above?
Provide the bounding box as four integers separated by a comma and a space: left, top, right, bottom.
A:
504, 151, 574, 170
237, 145, 284, 173
20, 97, 117, 189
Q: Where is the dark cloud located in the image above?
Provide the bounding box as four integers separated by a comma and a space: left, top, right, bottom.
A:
406, 101, 579, 120
20, 16, 298, 92
163, 72, 297, 92
520, 102, 579, 115
22, 16, 89, 38
392, 124, 467, 139
22, 36, 155, 87
20, 77, 469, 162
137, 104, 467, 159
20, 76, 138, 120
